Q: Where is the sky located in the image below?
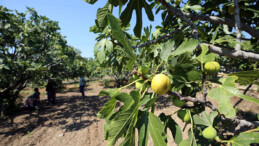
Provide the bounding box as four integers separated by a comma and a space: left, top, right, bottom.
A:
1, 0, 162, 58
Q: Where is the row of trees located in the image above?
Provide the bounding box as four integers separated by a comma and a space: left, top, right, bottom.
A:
0, 6, 100, 115
86, 0, 259, 145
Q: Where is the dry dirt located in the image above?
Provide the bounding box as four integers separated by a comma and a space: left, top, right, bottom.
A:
0, 79, 258, 146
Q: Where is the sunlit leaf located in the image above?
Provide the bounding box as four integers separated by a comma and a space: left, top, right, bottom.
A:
230, 132, 259, 146
209, 76, 259, 118
148, 112, 167, 146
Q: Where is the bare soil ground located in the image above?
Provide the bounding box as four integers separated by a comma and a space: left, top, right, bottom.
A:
0, 79, 258, 146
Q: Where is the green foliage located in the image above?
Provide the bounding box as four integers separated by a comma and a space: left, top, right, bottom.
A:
209, 76, 259, 118
230, 132, 259, 146
107, 14, 136, 60
85, 0, 259, 145
119, 0, 154, 38
0, 6, 91, 113
193, 111, 218, 127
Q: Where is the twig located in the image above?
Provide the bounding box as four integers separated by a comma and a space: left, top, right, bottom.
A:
202, 72, 207, 100
132, 25, 188, 49
168, 91, 218, 110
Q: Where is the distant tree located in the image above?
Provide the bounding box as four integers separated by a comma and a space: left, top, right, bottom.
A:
0, 6, 87, 115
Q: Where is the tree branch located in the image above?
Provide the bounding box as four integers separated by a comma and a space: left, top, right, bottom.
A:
132, 25, 188, 48
201, 43, 259, 62
167, 91, 259, 128
168, 91, 218, 110
233, 0, 241, 51
182, 11, 259, 40
158, 0, 198, 39
133, 32, 259, 62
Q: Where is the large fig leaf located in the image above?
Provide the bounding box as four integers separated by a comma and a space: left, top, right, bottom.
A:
96, 2, 112, 28
107, 91, 140, 146
196, 44, 216, 64
208, 76, 259, 118
230, 132, 259, 146
97, 88, 120, 119
159, 113, 182, 145
137, 111, 149, 146
160, 40, 175, 61
171, 39, 199, 57
120, 0, 154, 38
229, 70, 259, 85
107, 14, 136, 60
148, 112, 167, 146
193, 111, 218, 127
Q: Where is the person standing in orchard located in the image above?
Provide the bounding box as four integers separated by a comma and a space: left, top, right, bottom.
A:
46, 79, 57, 104
79, 77, 86, 97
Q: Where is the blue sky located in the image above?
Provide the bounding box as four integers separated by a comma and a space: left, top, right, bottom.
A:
1, 0, 162, 58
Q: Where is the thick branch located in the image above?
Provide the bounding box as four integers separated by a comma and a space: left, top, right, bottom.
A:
132, 25, 188, 48
157, 0, 259, 39
167, 91, 259, 128
202, 43, 259, 62
182, 12, 259, 40
233, 0, 241, 51
158, 0, 198, 39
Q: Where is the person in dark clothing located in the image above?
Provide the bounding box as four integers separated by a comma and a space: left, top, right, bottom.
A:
79, 77, 86, 97
46, 79, 57, 104
24, 88, 40, 110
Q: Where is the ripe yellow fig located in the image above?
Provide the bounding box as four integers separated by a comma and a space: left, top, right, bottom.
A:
177, 110, 190, 122
202, 126, 217, 140
228, 5, 235, 14
173, 97, 186, 107
151, 74, 171, 95
138, 64, 149, 76
204, 61, 220, 75
135, 80, 147, 92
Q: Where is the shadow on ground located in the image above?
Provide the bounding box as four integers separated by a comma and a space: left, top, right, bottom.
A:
0, 94, 110, 137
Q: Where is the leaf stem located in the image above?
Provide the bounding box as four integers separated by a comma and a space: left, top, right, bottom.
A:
241, 127, 259, 133
151, 92, 156, 113
155, 61, 164, 74
120, 78, 142, 90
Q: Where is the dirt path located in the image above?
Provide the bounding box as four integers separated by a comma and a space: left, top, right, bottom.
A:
0, 80, 258, 146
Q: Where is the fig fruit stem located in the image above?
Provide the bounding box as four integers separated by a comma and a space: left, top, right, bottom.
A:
141, 87, 148, 99
188, 110, 197, 143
